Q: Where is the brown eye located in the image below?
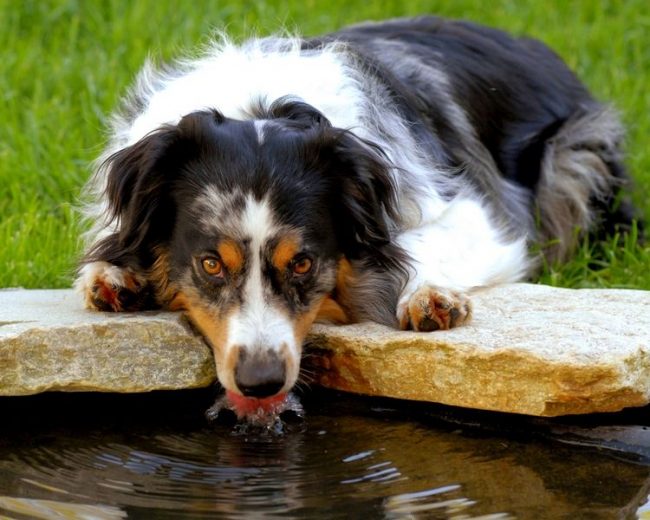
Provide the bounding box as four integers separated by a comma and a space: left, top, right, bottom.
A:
292, 256, 312, 275
201, 257, 223, 277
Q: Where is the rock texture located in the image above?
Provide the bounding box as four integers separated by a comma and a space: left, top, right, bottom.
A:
1, 285, 650, 416
306, 284, 650, 416
0, 289, 215, 395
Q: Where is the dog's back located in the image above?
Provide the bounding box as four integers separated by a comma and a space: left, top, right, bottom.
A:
318, 16, 638, 260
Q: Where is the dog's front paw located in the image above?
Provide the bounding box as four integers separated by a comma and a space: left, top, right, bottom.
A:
397, 285, 472, 332
75, 261, 150, 312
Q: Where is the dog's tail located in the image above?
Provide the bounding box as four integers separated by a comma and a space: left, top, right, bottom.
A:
535, 104, 642, 262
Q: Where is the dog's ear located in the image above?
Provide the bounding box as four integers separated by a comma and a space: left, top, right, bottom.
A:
95, 125, 180, 264
267, 97, 332, 129
327, 130, 402, 268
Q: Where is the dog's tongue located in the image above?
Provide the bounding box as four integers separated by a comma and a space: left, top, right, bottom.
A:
225, 390, 289, 419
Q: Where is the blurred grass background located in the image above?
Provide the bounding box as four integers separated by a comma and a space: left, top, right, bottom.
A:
0, 0, 648, 288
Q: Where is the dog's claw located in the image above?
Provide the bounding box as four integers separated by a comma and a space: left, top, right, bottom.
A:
399, 285, 472, 332
77, 261, 149, 312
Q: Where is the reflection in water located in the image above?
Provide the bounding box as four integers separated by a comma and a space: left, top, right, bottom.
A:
0, 390, 649, 519
0, 497, 126, 520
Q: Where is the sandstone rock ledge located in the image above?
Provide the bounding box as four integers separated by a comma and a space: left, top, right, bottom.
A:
1, 286, 650, 416
306, 284, 650, 416
0, 289, 215, 395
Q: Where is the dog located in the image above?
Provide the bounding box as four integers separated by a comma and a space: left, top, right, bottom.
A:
77, 16, 638, 403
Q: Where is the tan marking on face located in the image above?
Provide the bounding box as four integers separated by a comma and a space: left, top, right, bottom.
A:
223, 343, 241, 391
293, 296, 327, 345
183, 297, 239, 391
217, 239, 244, 274
272, 234, 300, 272
316, 297, 350, 324
167, 291, 189, 311
149, 248, 176, 307
284, 297, 326, 391
317, 257, 356, 324
148, 248, 192, 311
335, 257, 353, 295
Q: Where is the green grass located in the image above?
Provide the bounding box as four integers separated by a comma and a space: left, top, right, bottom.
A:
1, 0, 648, 289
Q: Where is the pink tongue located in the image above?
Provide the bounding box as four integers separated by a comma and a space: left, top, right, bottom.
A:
226, 390, 288, 418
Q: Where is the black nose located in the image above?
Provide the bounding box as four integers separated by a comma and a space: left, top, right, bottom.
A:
235, 349, 286, 398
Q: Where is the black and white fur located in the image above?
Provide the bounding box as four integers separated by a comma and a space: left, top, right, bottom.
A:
77, 17, 637, 399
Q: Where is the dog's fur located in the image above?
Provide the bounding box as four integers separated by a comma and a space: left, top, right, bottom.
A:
77, 17, 638, 399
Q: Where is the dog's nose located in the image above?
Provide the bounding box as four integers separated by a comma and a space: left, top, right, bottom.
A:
234, 348, 286, 398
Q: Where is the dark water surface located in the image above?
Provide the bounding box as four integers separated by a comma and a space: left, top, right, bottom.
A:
1, 390, 649, 519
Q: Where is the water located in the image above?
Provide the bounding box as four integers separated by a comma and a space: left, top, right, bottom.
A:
1, 390, 649, 519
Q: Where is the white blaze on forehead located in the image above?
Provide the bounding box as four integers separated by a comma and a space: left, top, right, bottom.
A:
253, 120, 267, 145
227, 194, 298, 356
241, 193, 275, 240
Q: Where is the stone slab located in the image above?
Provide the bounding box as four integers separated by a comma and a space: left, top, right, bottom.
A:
1, 285, 649, 416
306, 284, 650, 416
0, 289, 215, 395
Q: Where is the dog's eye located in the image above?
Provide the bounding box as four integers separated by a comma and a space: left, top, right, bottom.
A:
201, 257, 223, 277
291, 256, 313, 275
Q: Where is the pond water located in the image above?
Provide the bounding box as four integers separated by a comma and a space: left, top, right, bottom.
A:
1, 389, 649, 519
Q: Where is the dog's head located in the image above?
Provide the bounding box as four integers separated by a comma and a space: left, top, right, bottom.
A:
98, 99, 399, 398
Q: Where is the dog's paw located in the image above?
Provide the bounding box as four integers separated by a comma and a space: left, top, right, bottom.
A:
75, 261, 150, 312
397, 285, 472, 332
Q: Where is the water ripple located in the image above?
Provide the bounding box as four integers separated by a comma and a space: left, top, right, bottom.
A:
1, 393, 648, 519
